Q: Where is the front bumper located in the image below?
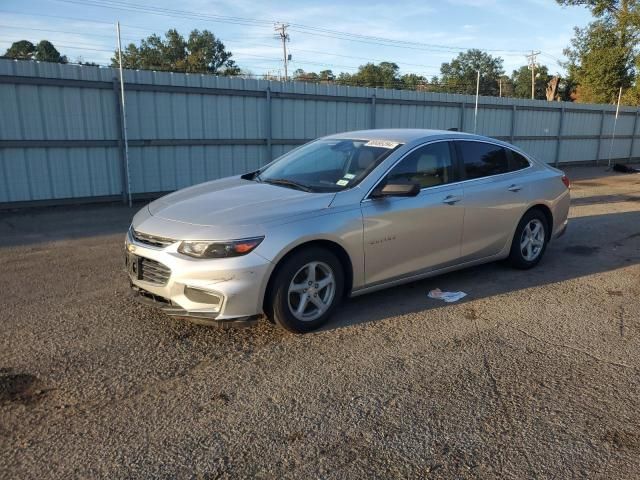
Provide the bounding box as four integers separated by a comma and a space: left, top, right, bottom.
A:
125, 229, 272, 325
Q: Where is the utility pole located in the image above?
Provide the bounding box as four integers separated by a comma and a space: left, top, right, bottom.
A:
499, 78, 502, 97
116, 21, 132, 207
526, 50, 541, 100
274, 23, 290, 81
607, 86, 624, 170
474, 70, 480, 133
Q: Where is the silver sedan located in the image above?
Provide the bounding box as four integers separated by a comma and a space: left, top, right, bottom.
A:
125, 129, 570, 332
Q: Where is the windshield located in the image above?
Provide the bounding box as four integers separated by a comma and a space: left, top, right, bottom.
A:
256, 138, 402, 193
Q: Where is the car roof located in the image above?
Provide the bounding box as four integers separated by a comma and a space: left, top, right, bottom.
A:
324, 128, 490, 143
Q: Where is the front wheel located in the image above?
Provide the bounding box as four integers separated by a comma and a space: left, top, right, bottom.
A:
508, 209, 549, 269
266, 247, 344, 333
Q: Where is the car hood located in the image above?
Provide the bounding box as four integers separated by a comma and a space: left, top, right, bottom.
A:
147, 176, 335, 228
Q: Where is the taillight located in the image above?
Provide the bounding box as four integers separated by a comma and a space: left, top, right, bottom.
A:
561, 175, 570, 189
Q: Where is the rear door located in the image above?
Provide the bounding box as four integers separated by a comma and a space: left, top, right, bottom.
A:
454, 140, 531, 260
361, 141, 465, 285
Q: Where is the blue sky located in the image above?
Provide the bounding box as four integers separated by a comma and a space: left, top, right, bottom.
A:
0, 0, 593, 78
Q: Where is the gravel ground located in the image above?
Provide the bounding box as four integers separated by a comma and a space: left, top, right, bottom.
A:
0, 166, 639, 479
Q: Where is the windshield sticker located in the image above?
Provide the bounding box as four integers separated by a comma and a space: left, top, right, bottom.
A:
364, 139, 400, 149
336, 179, 349, 186
343, 173, 356, 180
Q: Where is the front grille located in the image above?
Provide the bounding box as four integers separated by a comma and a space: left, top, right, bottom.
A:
131, 228, 176, 248
139, 257, 171, 285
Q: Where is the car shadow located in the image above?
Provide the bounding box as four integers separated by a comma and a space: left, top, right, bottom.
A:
323, 208, 640, 332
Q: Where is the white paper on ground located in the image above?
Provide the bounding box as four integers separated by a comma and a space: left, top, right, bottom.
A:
428, 288, 467, 303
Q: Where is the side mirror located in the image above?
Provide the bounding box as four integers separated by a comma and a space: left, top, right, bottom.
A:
371, 180, 421, 198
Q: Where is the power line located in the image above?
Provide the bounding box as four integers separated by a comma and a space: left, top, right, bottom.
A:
0, 9, 153, 32
1, 5, 569, 82
0, 23, 141, 42
286, 46, 442, 70
3, 5, 566, 70
0, 37, 114, 53
53, 0, 530, 56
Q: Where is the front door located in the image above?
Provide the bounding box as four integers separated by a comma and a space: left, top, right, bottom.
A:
361, 141, 465, 285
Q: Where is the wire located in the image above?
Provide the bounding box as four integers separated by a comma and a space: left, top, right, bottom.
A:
53, 0, 530, 55
0, 23, 140, 42
2, 3, 546, 87
286, 46, 442, 70
0, 37, 114, 53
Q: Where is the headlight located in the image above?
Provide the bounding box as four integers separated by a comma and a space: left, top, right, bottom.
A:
178, 237, 264, 259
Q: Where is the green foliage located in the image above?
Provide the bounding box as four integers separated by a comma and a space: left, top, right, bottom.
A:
498, 75, 515, 97
437, 49, 504, 95
34, 40, 67, 63
112, 29, 239, 75
4, 40, 35, 60
3, 39, 67, 63
332, 62, 426, 89
560, 0, 640, 103
511, 65, 551, 99
556, 0, 640, 30
291, 62, 427, 89
400, 73, 427, 89
565, 20, 634, 102
337, 62, 400, 87
293, 69, 335, 82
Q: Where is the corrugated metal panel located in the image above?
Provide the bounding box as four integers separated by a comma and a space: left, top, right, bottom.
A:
2, 58, 640, 205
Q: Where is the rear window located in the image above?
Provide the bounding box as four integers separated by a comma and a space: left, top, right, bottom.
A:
509, 150, 530, 172
457, 141, 508, 180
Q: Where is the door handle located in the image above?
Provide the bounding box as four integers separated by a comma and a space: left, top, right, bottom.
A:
507, 184, 522, 192
442, 195, 462, 205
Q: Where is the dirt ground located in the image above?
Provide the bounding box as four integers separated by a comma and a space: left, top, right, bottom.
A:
0, 166, 639, 479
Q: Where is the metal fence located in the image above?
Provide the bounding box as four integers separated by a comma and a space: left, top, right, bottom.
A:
1, 58, 638, 207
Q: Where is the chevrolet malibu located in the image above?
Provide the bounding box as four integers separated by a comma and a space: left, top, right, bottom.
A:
125, 129, 570, 333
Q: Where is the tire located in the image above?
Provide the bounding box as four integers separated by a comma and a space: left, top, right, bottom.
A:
266, 247, 344, 333
508, 209, 549, 269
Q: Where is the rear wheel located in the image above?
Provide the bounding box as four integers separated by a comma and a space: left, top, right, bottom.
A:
266, 247, 344, 333
509, 209, 549, 269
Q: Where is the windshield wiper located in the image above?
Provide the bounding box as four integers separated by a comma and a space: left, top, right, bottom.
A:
262, 178, 313, 192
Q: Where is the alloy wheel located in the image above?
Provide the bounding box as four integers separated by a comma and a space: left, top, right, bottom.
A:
287, 261, 336, 322
520, 218, 545, 261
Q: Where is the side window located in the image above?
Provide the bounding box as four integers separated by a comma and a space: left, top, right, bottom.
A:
508, 150, 531, 172
386, 142, 454, 189
457, 141, 508, 180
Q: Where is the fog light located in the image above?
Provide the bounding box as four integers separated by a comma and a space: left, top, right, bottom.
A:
184, 286, 223, 308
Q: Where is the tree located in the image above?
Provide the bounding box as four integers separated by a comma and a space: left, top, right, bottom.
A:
565, 20, 634, 102
337, 62, 401, 88
400, 73, 427, 90
34, 40, 67, 63
112, 29, 239, 75
4, 39, 67, 63
556, 1, 640, 33
4, 40, 35, 60
511, 64, 551, 99
559, 1, 639, 103
498, 74, 515, 97
76, 56, 100, 67
293, 69, 335, 82
438, 49, 505, 95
